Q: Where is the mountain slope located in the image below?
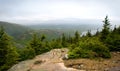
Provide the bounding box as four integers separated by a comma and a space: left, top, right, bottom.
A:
27, 19, 103, 36
0, 21, 64, 46
0, 21, 32, 37
0, 21, 33, 45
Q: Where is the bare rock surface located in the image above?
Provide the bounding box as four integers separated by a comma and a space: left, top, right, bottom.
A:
8, 48, 82, 71
8, 48, 120, 71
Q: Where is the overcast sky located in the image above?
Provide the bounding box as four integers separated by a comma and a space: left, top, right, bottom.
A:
0, 0, 120, 24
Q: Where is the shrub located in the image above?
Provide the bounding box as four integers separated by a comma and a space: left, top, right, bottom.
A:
18, 46, 36, 61
68, 37, 111, 59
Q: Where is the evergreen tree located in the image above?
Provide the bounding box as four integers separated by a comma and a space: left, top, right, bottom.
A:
0, 26, 19, 71
29, 33, 40, 55
45, 41, 52, 50
106, 26, 120, 51
113, 25, 117, 32
116, 26, 120, 34
68, 34, 73, 44
100, 16, 110, 41
74, 31, 80, 43
29, 33, 49, 55
86, 30, 92, 37
61, 33, 66, 47
95, 29, 100, 36
41, 34, 46, 41
19, 46, 35, 61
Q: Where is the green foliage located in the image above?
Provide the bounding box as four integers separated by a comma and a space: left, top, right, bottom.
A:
41, 34, 46, 41
68, 37, 111, 59
29, 33, 41, 55
86, 30, 92, 37
90, 42, 111, 58
0, 26, 19, 71
61, 33, 67, 47
105, 28, 120, 51
50, 39, 62, 49
68, 16, 120, 59
0, 21, 33, 46
28, 33, 50, 55
100, 16, 110, 41
1, 16, 120, 70
18, 33, 50, 61
68, 47, 94, 59
18, 46, 35, 61
37, 42, 50, 54
67, 35, 73, 44
73, 31, 80, 45
103, 16, 110, 30
99, 16, 120, 51
94, 29, 100, 36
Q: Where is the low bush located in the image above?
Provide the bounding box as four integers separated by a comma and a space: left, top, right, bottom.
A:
68, 37, 111, 59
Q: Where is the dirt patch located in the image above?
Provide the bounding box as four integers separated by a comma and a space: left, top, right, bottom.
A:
64, 52, 120, 71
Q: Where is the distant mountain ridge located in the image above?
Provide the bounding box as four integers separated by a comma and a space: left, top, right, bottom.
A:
0, 21, 32, 36
0, 20, 102, 40
0, 21, 64, 46
27, 23, 103, 37
0, 21, 34, 46
0, 20, 112, 46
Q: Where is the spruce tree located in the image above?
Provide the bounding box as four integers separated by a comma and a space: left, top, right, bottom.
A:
29, 33, 48, 55
113, 25, 117, 32
100, 16, 110, 41
0, 26, 19, 71
68, 34, 73, 44
29, 33, 40, 55
41, 34, 46, 41
86, 30, 92, 37
95, 29, 100, 36
74, 31, 80, 43
61, 33, 66, 47
19, 46, 35, 61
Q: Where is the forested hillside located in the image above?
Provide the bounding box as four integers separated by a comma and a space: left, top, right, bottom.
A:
0, 21, 63, 46
0, 21, 32, 37
0, 21, 33, 46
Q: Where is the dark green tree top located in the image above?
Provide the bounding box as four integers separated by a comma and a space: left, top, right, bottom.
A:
103, 16, 110, 30
74, 31, 80, 43
0, 26, 19, 71
86, 30, 92, 37
100, 16, 111, 40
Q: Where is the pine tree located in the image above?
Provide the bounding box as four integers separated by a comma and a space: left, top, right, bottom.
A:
0, 26, 19, 71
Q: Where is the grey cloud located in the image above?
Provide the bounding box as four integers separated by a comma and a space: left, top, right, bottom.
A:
0, 0, 120, 24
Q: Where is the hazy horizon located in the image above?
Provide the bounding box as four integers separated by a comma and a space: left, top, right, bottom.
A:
0, 0, 120, 25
